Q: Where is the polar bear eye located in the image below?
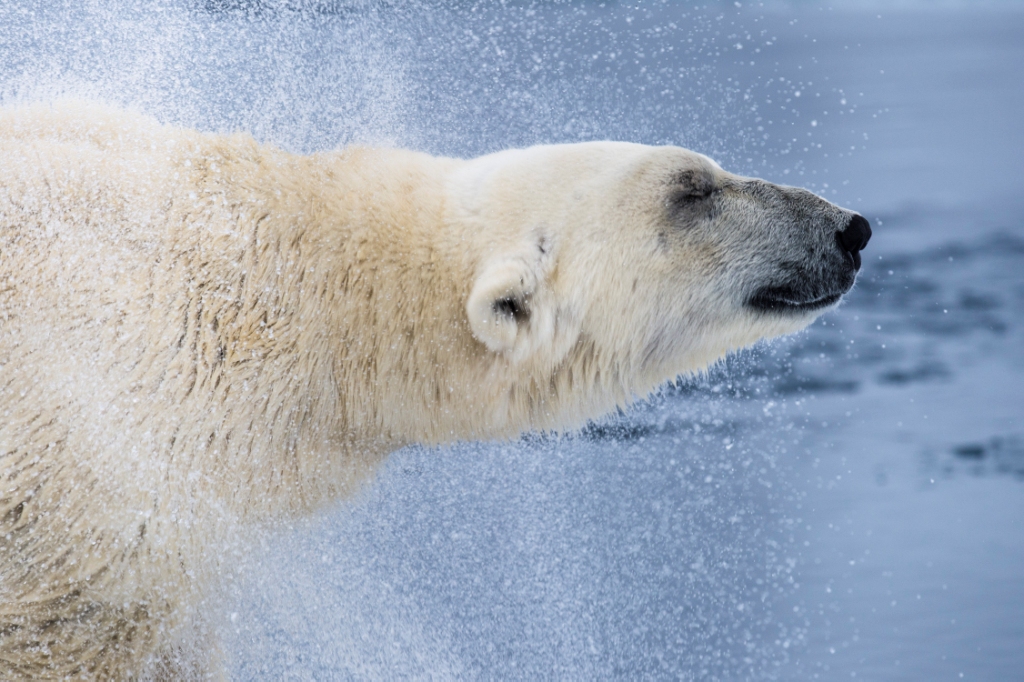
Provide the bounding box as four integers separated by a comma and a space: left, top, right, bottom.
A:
667, 170, 718, 219
678, 187, 714, 201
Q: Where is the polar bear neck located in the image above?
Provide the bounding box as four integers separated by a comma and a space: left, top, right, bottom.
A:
145, 141, 580, 518
226, 146, 653, 506
217, 146, 633, 515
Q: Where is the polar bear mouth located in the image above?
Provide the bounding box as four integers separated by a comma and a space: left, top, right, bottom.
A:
748, 286, 845, 313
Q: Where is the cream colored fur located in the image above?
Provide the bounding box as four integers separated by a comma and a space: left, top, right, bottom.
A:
0, 101, 856, 678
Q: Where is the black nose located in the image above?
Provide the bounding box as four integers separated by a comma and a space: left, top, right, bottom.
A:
837, 214, 871, 270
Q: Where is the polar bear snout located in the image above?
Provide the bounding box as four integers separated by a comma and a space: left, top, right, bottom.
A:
744, 196, 868, 315
836, 214, 872, 270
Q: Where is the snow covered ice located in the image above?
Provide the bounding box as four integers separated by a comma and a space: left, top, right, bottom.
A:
1, 0, 1022, 679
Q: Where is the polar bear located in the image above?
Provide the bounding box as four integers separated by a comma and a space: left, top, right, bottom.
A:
0, 101, 869, 679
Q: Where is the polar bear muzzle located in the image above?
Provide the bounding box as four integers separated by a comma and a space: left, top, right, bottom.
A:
737, 184, 872, 315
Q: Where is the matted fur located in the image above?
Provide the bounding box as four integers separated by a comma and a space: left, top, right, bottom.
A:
0, 101, 860, 678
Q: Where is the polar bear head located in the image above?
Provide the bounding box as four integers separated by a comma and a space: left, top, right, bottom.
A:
452, 142, 869, 430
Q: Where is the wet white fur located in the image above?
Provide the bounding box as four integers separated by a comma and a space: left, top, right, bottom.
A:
0, 102, 830, 678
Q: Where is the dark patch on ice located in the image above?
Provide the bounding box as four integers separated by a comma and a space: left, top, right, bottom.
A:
925, 435, 1024, 481
877, 361, 951, 386
958, 290, 1001, 312
773, 375, 860, 396
953, 443, 986, 459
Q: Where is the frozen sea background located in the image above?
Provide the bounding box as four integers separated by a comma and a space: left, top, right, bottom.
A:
2, 1, 1023, 679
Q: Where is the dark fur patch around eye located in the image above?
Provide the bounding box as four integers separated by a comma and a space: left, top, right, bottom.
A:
667, 169, 719, 225
674, 169, 715, 194
668, 169, 716, 209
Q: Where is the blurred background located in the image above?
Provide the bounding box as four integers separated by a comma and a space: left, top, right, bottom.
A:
2, 1, 1022, 678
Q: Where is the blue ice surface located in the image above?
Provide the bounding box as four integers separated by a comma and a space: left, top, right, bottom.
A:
2, 1, 1022, 679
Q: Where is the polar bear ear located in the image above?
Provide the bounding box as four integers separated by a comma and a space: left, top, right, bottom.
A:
466, 260, 539, 355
